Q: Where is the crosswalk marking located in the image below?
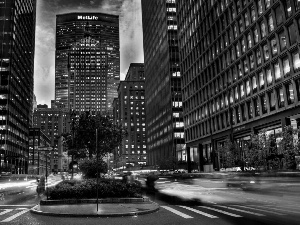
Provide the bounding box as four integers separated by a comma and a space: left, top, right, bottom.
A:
231, 205, 286, 216
161, 206, 193, 219
198, 206, 242, 217
178, 206, 218, 218
0, 209, 29, 222
0, 210, 13, 216
216, 205, 265, 216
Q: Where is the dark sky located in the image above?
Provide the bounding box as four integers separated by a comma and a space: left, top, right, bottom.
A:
34, 0, 144, 105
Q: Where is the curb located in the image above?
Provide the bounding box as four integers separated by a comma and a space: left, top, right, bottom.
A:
30, 202, 160, 217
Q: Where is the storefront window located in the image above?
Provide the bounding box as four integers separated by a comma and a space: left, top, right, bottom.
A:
250, 54, 254, 70
235, 86, 239, 101
244, 59, 248, 73
236, 44, 240, 57
248, 33, 252, 48
242, 39, 246, 53
265, 0, 271, 9
239, 19, 243, 33
245, 13, 249, 27
285, 0, 292, 18
258, 0, 263, 15
238, 63, 243, 77
274, 62, 282, 81
236, 107, 241, 123
296, 0, 300, 11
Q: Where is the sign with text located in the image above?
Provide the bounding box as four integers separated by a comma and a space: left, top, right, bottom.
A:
77, 15, 98, 20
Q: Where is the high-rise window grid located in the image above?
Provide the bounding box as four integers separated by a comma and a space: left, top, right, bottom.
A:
178, 0, 300, 142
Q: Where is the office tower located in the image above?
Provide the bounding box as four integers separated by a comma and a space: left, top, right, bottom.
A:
177, 0, 300, 171
55, 13, 120, 114
0, 0, 36, 174
114, 63, 146, 170
141, 0, 185, 167
33, 105, 68, 172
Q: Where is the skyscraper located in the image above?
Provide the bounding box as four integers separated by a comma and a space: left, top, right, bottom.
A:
141, 0, 185, 167
114, 63, 146, 170
177, 0, 300, 171
55, 13, 120, 114
0, 0, 36, 174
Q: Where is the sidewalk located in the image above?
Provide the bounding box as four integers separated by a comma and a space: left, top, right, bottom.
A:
30, 198, 159, 217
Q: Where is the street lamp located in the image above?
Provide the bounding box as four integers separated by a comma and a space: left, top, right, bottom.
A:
70, 110, 77, 179
38, 146, 52, 200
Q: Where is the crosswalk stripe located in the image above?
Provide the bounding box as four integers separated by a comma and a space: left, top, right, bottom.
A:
0, 209, 29, 222
231, 205, 286, 216
216, 205, 265, 216
198, 206, 242, 217
178, 206, 218, 218
0, 210, 13, 216
249, 205, 300, 214
161, 206, 193, 219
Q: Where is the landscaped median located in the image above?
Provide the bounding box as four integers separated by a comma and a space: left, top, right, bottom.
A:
30, 178, 160, 217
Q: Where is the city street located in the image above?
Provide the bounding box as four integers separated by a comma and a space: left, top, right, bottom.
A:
0, 175, 299, 224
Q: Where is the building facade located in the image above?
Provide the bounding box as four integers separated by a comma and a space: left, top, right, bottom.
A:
114, 63, 147, 170
28, 128, 51, 175
177, 0, 300, 171
33, 105, 68, 172
55, 13, 120, 113
0, 0, 36, 174
141, 0, 186, 167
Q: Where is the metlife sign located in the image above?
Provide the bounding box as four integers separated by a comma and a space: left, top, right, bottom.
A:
77, 15, 99, 20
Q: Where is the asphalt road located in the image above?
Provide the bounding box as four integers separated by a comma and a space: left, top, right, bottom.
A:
0, 176, 299, 225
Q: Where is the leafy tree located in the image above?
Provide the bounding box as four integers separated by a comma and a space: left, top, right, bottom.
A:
63, 111, 128, 160
216, 139, 239, 169
78, 158, 107, 178
158, 156, 178, 170
278, 126, 299, 170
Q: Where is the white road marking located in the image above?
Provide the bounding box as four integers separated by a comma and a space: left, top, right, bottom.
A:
178, 206, 218, 218
249, 205, 300, 214
161, 206, 193, 219
0, 210, 13, 216
0, 209, 29, 222
198, 206, 242, 217
216, 205, 265, 216
231, 205, 286, 216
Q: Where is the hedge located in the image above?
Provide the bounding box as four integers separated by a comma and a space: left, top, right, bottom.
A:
46, 179, 142, 200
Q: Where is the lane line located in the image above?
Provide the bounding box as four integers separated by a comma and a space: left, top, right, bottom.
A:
0, 210, 13, 216
0, 209, 29, 222
178, 206, 218, 218
198, 206, 242, 217
216, 205, 265, 216
0, 205, 33, 207
248, 205, 300, 214
231, 205, 286, 216
161, 206, 193, 219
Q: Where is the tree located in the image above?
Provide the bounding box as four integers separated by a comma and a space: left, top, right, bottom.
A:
278, 126, 299, 170
216, 139, 239, 169
79, 158, 107, 178
63, 112, 128, 160
158, 156, 178, 170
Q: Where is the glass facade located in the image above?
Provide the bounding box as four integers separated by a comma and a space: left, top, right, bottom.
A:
177, 0, 300, 170
55, 13, 120, 113
0, 0, 36, 173
142, 0, 184, 167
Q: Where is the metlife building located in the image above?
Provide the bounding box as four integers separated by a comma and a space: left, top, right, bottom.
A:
55, 13, 120, 114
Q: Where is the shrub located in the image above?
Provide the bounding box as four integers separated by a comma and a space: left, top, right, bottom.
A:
47, 179, 142, 200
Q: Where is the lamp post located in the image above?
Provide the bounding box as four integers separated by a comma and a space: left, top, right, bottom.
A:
70, 110, 77, 179
38, 146, 52, 200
